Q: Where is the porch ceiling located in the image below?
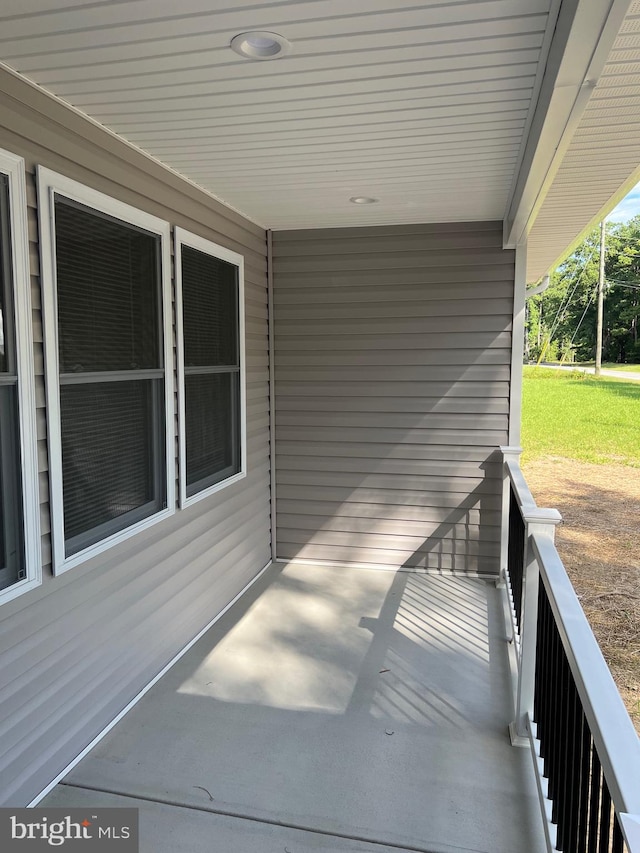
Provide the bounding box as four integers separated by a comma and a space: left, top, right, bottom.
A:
1, 0, 640, 279
0, 0, 554, 229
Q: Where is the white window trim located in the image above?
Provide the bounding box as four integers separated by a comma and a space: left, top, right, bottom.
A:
37, 167, 175, 575
174, 227, 247, 509
0, 149, 41, 605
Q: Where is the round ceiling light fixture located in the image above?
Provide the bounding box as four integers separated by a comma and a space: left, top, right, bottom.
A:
350, 196, 379, 204
230, 31, 292, 60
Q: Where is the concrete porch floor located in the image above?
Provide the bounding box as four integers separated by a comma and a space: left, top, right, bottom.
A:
43, 562, 545, 853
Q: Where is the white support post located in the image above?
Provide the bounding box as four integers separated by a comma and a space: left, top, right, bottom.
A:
510, 507, 562, 747
508, 242, 527, 446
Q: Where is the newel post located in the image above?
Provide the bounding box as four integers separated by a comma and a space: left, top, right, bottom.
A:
509, 507, 562, 746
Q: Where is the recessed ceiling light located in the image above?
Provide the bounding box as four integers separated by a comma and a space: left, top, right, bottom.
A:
350, 196, 379, 204
230, 31, 291, 60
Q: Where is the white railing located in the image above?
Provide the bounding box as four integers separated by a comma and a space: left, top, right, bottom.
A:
500, 446, 640, 853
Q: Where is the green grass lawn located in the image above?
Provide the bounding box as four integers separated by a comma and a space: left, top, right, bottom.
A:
568, 362, 640, 373
601, 363, 640, 372
521, 367, 640, 466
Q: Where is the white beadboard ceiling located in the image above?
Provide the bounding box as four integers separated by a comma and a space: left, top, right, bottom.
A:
0, 0, 553, 229
1, 0, 639, 276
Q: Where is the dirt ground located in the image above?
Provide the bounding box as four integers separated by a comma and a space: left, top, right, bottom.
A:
522, 457, 640, 734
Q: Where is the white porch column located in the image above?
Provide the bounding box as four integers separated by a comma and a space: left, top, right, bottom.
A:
508, 242, 527, 447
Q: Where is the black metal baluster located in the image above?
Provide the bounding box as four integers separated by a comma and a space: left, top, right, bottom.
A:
576, 713, 591, 853
565, 678, 582, 853
508, 487, 525, 633
542, 586, 553, 760
532, 580, 629, 853
534, 580, 543, 722
598, 781, 612, 853
548, 603, 561, 814
556, 650, 571, 848
545, 586, 555, 789
587, 750, 602, 853
612, 814, 624, 853
533, 584, 549, 758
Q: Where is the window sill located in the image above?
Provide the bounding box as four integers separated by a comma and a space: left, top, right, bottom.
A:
0, 574, 42, 607
180, 470, 247, 510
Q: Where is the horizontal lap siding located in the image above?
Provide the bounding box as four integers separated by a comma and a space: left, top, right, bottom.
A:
0, 70, 270, 806
272, 223, 513, 574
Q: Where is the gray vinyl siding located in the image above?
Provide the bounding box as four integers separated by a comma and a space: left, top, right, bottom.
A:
272, 223, 514, 574
0, 69, 271, 806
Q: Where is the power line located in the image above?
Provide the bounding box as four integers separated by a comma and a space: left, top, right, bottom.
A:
569, 286, 597, 351
607, 278, 640, 290
595, 220, 605, 375
545, 246, 600, 341
600, 235, 638, 241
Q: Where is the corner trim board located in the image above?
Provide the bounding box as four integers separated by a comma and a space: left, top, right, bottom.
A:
267, 229, 277, 562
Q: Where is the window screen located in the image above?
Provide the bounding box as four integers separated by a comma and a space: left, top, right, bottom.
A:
0, 173, 25, 590
54, 197, 166, 556
181, 244, 241, 497
55, 201, 160, 372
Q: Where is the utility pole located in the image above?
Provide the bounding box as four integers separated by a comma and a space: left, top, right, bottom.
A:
538, 303, 542, 349
595, 220, 605, 376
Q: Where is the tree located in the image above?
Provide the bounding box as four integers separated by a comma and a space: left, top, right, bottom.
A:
603, 217, 640, 362
527, 217, 640, 363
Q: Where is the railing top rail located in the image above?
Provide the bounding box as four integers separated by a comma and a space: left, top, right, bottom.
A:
621, 815, 640, 851
531, 531, 640, 818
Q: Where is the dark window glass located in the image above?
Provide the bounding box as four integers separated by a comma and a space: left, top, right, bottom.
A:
60, 380, 164, 554
54, 198, 161, 373
0, 173, 13, 374
185, 373, 239, 494
54, 198, 166, 556
0, 173, 25, 590
181, 245, 241, 497
183, 246, 237, 368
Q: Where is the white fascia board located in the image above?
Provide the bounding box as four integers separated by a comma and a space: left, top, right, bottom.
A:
503, 0, 632, 251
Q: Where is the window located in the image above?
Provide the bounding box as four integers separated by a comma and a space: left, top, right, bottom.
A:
0, 149, 40, 605
175, 228, 245, 506
38, 168, 174, 574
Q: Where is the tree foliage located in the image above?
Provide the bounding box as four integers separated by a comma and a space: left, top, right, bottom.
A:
527, 216, 640, 363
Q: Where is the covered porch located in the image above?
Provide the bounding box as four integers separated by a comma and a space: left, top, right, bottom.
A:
1, 1, 640, 850
43, 561, 544, 853
39, 449, 640, 853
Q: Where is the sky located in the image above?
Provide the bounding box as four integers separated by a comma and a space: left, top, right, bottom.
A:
606, 181, 640, 222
